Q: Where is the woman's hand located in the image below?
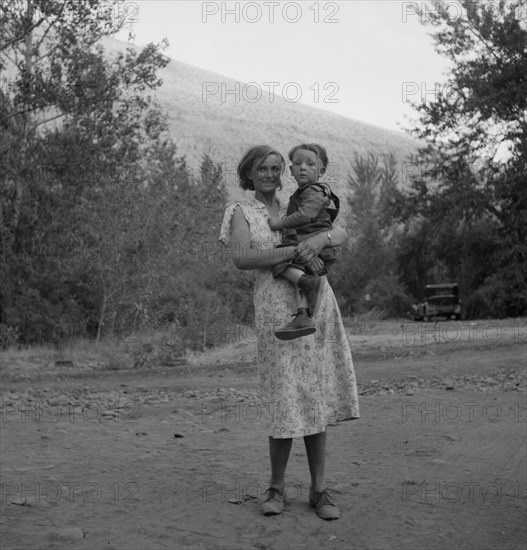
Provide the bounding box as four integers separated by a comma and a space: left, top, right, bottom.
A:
302, 227, 348, 252
295, 239, 321, 264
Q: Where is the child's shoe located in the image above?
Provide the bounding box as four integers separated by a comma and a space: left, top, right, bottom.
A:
275, 308, 316, 340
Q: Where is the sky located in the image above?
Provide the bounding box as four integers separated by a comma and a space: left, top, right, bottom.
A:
116, 0, 453, 131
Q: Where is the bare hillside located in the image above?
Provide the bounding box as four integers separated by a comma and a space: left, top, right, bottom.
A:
104, 37, 420, 202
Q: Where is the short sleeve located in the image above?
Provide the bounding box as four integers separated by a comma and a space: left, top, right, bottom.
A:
218, 203, 250, 246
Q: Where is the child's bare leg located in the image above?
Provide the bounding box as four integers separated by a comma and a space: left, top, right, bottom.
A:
274, 272, 323, 339
295, 288, 309, 310
278, 268, 310, 309
280, 267, 318, 293
279, 266, 305, 285
274, 278, 317, 340
278, 267, 321, 315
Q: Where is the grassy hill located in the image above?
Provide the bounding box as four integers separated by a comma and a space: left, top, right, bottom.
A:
4, 34, 420, 203
154, 61, 419, 201
102, 38, 420, 204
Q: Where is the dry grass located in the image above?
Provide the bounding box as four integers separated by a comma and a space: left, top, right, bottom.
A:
1, 318, 523, 377
0, 338, 132, 376
343, 312, 405, 335
187, 336, 256, 367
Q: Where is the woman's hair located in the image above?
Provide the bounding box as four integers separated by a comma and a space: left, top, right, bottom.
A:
237, 145, 285, 191
288, 143, 329, 169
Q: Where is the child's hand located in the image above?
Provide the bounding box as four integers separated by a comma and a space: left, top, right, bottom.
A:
268, 216, 284, 230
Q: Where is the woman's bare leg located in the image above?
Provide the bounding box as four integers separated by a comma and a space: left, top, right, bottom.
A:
304, 430, 340, 519
268, 436, 293, 488
304, 431, 327, 492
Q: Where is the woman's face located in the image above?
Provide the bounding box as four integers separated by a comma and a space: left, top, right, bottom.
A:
249, 153, 282, 193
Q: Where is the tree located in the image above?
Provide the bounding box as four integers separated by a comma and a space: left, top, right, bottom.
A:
330, 152, 411, 317
0, 0, 177, 344
402, 0, 527, 317
0, 2, 273, 350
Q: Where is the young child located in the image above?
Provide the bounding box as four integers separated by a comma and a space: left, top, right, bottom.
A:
268, 143, 339, 340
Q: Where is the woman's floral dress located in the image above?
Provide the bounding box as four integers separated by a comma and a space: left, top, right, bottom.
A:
219, 198, 359, 438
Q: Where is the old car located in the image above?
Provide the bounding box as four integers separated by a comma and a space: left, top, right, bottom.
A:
413, 283, 462, 321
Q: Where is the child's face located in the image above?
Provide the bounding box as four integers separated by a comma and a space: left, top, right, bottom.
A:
289, 149, 326, 187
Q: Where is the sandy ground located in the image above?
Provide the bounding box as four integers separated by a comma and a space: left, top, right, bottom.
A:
0, 319, 526, 550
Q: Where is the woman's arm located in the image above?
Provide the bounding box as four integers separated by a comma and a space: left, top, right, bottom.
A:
295, 226, 348, 264
328, 226, 348, 246
230, 206, 298, 270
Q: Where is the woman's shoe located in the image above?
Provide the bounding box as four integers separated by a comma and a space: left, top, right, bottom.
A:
261, 487, 284, 515
309, 488, 340, 520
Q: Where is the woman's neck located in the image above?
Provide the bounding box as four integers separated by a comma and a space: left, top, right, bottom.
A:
255, 190, 278, 211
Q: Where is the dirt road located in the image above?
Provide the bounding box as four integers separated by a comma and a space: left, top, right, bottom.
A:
1, 319, 525, 549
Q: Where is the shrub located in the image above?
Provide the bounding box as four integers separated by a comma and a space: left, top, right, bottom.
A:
360, 274, 414, 318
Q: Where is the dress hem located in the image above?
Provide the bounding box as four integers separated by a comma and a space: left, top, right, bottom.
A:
268, 415, 360, 439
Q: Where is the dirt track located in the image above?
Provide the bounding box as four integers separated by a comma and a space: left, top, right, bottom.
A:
1, 319, 525, 549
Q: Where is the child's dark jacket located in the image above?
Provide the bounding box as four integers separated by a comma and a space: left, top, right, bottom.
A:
272, 182, 340, 278
282, 182, 339, 238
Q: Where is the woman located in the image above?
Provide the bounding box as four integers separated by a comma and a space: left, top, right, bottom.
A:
219, 145, 359, 520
